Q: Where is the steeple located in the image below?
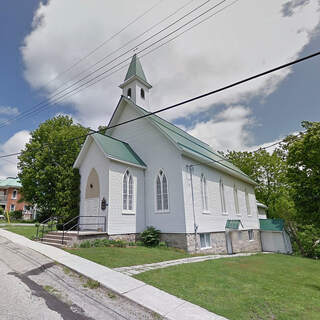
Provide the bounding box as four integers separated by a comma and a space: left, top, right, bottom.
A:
119, 54, 152, 109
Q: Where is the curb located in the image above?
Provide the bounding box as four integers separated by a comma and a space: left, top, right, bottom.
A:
0, 229, 228, 320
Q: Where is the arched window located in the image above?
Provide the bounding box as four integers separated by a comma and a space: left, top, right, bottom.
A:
123, 170, 134, 211
220, 179, 226, 213
140, 88, 145, 99
201, 174, 208, 212
156, 170, 169, 211
127, 88, 132, 98
233, 185, 240, 215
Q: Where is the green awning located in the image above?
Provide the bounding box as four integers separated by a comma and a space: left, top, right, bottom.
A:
259, 219, 284, 231
226, 220, 242, 230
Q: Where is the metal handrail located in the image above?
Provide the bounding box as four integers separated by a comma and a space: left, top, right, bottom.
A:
61, 215, 107, 245
38, 216, 57, 241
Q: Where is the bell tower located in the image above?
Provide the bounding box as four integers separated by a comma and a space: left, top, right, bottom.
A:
119, 54, 152, 109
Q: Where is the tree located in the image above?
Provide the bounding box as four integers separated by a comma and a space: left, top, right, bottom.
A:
18, 116, 89, 223
225, 148, 290, 218
284, 121, 320, 227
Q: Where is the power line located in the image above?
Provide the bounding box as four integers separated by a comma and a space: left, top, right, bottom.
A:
0, 0, 222, 129
54, 0, 196, 91
39, 0, 164, 90
1, 49, 319, 161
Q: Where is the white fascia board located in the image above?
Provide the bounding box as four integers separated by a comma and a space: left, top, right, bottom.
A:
73, 135, 93, 169
181, 150, 257, 186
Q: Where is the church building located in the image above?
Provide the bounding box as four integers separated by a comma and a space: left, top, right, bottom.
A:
74, 54, 261, 254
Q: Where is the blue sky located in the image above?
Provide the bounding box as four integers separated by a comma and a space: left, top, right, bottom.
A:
0, 0, 320, 177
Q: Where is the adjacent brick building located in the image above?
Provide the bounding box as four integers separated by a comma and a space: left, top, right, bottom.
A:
0, 177, 34, 219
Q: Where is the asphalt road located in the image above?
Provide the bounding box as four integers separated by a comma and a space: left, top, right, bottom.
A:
0, 236, 161, 320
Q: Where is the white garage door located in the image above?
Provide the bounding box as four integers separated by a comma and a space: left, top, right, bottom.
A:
261, 231, 286, 253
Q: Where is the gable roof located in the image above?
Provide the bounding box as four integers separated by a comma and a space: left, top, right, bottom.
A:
111, 96, 256, 185
74, 133, 146, 169
259, 219, 284, 231
226, 219, 243, 230
0, 177, 21, 188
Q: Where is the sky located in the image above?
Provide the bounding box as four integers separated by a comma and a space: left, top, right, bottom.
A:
0, 0, 320, 179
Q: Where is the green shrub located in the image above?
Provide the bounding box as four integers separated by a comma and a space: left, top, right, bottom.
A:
92, 239, 103, 247
113, 240, 127, 248
128, 241, 136, 246
136, 240, 144, 246
80, 240, 91, 248
140, 226, 161, 247
158, 241, 168, 248
10, 210, 23, 220
294, 225, 320, 259
102, 238, 111, 247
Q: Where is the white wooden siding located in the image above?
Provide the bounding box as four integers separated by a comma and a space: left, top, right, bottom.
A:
111, 102, 187, 233
181, 155, 259, 233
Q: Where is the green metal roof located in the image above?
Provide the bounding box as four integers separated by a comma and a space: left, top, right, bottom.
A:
0, 177, 21, 188
259, 219, 284, 231
124, 54, 148, 83
122, 97, 254, 183
226, 220, 242, 229
92, 133, 146, 168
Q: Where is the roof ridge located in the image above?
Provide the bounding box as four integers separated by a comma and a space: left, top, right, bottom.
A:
130, 100, 233, 164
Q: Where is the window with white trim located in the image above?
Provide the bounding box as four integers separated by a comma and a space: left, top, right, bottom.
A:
12, 189, 17, 200
200, 233, 211, 249
201, 174, 208, 212
219, 179, 226, 213
245, 189, 251, 216
156, 170, 169, 212
248, 229, 254, 241
10, 204, 15, 212
123, 170, 134, 212
233, 185, 240, 215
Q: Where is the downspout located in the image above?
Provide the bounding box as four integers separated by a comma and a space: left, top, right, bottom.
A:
187, 165, 198, 252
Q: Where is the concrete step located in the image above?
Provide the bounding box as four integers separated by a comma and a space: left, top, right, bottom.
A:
41, 238, 68, 246
41, 241, 65, 248
43, 234, 72, 241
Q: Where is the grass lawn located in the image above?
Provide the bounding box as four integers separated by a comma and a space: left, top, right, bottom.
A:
135, 254, 320, 320
1, 225, 38, 239
65, 246, 191, 268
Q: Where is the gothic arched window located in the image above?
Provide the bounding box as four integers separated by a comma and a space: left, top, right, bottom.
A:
127, 88, 132, 98
156, 170, 169, 211
201, 174, 208, 212
123, 170, 134, 211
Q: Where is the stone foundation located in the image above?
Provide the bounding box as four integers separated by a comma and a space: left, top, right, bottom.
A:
68, 230, 261, 254
230, 230, 261, 253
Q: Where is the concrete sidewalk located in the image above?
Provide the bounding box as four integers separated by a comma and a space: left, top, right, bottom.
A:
114, 252, 258, 276
0, 229, 227, 320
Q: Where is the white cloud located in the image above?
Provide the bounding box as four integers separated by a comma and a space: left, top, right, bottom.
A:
0, 131, 31, 180
187, 105, 254, 151
21, 0, 320, 131
0, 106, 19, 116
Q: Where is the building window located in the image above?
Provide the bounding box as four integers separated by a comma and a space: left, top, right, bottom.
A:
245, 189, 251, 216
248, 229, 254, 241
156, 170, 169, 212
201, 174, 208, 212
219, 179, 226, 213
10, 204, 15, 212
233, 185, 240, 215
127, 88, 132, 98
12, 189, 17, 200
140, 88, 145, 99
123, 170, 134, 212
200, 233, 211, 249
